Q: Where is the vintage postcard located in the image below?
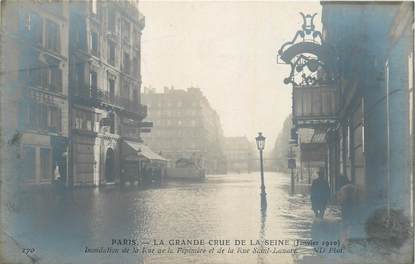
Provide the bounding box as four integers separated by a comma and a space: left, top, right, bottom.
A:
0, 0, 413, 264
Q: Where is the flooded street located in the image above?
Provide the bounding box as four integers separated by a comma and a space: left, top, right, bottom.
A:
7, 172, 331, 264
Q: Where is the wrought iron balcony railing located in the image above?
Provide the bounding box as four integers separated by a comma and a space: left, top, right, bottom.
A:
73, 87, 146, 118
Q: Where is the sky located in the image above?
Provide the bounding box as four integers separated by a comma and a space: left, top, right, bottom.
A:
139, 1, 322, 147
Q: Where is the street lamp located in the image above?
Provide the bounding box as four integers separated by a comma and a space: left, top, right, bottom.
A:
255, 132, 267, 210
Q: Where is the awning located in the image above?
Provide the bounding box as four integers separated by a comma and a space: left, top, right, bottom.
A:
299, 128, 327, 144
122, 140, 167, 162
300, 143, 327, 162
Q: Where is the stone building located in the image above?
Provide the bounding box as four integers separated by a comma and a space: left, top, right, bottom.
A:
0, 0, 152, 188
224, 136, 254, 173
278, 2, 413, 237
68, 0, 149, 186
321, 1, 413, 219
0, 1, 70, 187
142, 87, 227, 174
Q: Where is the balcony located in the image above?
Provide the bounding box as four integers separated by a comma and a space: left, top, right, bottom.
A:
117, 97, 147, 119
73, 87, 147, 119
292, 85, 339, 127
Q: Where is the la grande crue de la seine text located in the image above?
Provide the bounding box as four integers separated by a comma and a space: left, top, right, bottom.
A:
111, 239, 340, 247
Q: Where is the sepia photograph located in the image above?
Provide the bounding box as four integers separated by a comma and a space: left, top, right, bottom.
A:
0, 0, 413, 263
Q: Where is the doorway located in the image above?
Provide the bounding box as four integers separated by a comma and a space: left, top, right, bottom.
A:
105, 148, 115, 183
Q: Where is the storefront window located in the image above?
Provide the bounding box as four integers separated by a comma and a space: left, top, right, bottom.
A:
22, 146, 36, 180
40, 148, 52, 179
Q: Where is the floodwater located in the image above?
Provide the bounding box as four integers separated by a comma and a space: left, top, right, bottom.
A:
4, 172, 333, 264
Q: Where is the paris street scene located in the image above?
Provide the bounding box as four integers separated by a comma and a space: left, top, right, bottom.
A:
0, 1, 413, 264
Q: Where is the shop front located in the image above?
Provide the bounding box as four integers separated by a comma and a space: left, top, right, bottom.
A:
121, 140, 168, 186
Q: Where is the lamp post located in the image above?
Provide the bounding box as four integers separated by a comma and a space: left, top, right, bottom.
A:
255, 132, 267, 210
288, 146, 295, 195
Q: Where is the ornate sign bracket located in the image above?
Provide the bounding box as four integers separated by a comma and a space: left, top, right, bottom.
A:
277, 13, 337, 87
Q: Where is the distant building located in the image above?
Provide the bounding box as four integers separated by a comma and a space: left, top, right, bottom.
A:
224, 137, 254, 173
142, 87, 227, 174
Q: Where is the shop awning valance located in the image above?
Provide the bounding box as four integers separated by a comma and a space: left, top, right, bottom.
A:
122, 140, 167, 162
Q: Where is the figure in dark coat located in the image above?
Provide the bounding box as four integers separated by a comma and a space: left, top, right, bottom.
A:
337, 176, 356, 226
310, 168, 330, 218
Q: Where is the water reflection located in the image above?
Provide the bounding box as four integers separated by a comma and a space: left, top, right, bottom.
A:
257, 208, 267, 264
5, 172, 331, 264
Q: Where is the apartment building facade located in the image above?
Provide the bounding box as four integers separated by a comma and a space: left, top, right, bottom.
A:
0, 1, 70, 187
224, 136, 254, 173
0, 0, 150, 188
68, 0, 147, 186
142, 87, 227, 174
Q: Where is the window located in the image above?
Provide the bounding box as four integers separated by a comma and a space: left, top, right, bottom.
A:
123, 20, 131, 41
27, 101, 37, 129
75, 64, 85, 96
90, 71, 98, 97
74, 17, 87, 49
95, 113, 101, 132
21, 12, 42, 44
30, 64, 43, 87
40, 148, 52, 179
49, 106, 62, 132
85, 112, 93, 131
46, 20, 60, 52
22, 146, 36, 180
39, 104, 48, 130
109, 112, 115, 134
40, 66, 49, 89
133, 89, 138, 104
91, 31, 99, 56
133, 56, 139, 76
49, 66, 62, 92
108, 78, 115, 103
19, 60, 48, 88
75, 110, 82, 129
108, 40, 115, 66
121, 80, 130, 98
123, 52, 130, 74
77, 110, 94, 131
108, 9, 116, 33
24, 13, 32, 31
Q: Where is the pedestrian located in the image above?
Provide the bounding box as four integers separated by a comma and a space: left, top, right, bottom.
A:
336, 174, 348, 192
54, 163, 61, 183
337, 176, 356, 236
310, 168, 330, 218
